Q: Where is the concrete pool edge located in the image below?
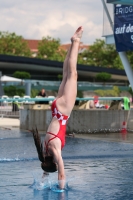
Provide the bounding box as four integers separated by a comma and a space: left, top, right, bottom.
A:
0, 118, 133, 144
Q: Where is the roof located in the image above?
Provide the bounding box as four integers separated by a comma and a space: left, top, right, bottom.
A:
24, 39, 89, 53
59, 43, 89, 52
24, 39, 41, 52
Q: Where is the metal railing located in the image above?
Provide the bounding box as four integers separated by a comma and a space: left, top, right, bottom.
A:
0, 96, 129, 119
0, 97, 124, 103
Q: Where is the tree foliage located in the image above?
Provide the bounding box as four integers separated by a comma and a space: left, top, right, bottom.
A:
1, 30, 133, 72
95, 86, 121, 97
57, 74, 63, 81
96, 72, 111, 83
37, 36, 66, 61
4, 85, 25, 97
31, 88, 39, 98
79, 39, 124, 69
13, 71, 31, 79
0, 31, 31, 56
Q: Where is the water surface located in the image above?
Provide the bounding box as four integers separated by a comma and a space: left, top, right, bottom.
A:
0, 129, 133, 200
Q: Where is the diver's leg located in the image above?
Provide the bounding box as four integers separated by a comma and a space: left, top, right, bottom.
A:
57, 26, 83, 115
56, 44, 72, 98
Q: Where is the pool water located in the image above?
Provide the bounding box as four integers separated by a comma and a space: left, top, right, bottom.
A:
0, 129, 133, 200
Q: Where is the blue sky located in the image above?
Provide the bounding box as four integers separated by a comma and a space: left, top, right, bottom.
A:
0, 0, 104, 44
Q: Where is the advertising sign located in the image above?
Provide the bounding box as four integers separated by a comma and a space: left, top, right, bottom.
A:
114, 4, 133, 52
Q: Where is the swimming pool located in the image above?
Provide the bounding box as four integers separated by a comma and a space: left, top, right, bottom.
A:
0, 129, 133, 200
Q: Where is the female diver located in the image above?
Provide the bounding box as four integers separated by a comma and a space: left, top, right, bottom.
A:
32, 26, 83, 189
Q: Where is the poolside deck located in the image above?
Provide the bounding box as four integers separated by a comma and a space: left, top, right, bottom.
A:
0, 117, 133, 144
0, 117, 20, 128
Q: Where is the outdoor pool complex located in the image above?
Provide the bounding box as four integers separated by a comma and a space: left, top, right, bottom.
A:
0, 129, 133, 200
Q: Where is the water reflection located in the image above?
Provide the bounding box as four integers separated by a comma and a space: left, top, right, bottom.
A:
120, 132, 128, 140
75, 132, 133, 144
33, 189, 68, 200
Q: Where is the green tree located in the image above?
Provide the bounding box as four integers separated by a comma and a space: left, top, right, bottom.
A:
80, 39, 123, 69
96, 72, 111, 84
128, 86, 133, 101
57, 74, 63, 81
127, 51, 133, 68
4, 85, 25, 97
0, 31, 31, 56
13, 71, 31, 79
95, 86, 120, 97
113, 56, 123, 69
37, 36, 65, 61
31, 89, 38, 98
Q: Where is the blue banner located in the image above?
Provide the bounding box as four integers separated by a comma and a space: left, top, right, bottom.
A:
114, 4, 133, 52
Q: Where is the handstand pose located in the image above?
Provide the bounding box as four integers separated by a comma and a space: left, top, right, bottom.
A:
32, 26, 83, 189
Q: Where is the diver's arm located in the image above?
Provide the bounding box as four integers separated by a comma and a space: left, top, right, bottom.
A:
57, 156, 65, 182
53, 149, 65, 189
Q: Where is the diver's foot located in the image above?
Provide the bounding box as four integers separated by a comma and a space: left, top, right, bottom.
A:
71, 26, 83, 42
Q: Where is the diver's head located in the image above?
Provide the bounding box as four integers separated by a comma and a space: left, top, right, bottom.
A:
41, 155, 57, 173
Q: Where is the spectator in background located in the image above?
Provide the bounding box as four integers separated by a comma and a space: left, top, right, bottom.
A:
37, 88, 47, 104
38, 88, 47, 97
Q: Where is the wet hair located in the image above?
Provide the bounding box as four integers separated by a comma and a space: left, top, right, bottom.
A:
31, 128, 57, 173
41, 156, 57, 173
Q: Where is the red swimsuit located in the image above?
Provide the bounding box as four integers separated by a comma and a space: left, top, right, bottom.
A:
45, 100, 69, 153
